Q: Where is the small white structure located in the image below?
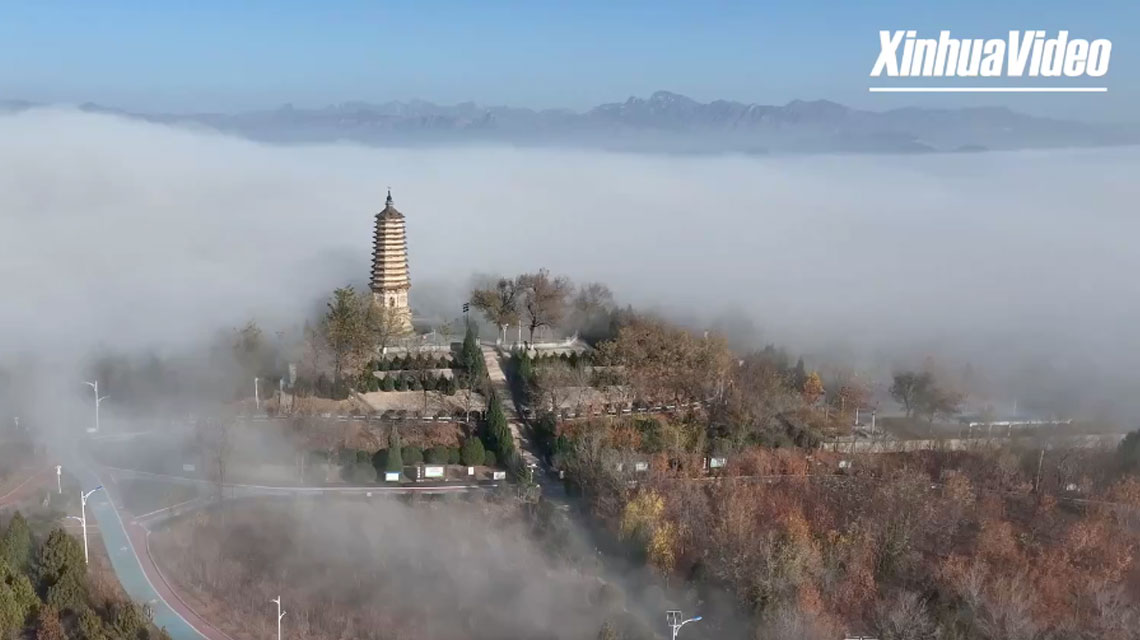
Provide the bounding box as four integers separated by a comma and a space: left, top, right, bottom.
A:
492, 471, 507, 480
384, 471, 401, 482
423, 465, 445, 479
708, 457, 727, 469
466, 466, 475, 476
634, 461, 649, 472
838, 460, 852, 470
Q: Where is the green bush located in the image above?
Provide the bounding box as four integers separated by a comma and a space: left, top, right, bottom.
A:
483, 450, 497, 468
426, 446, 450, 465
447, 446, 461, 464
394, 376, 407, 391
409, 377, 422, 391
381, 376, 395, 392
461, 438, 486, 466
402, 446, 424, 465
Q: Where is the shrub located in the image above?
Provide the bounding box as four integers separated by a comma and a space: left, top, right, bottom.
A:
349, 462, 377, 484
426, 446, 450, 465
447, 446, 461, 464
483, 450, 497, 468
421, 375, 437, 392
409, 377, 422, 391
461, 438, 486, 466
394, 376, 407, 391
381, 376, 395, 392
402, 446, 424, 465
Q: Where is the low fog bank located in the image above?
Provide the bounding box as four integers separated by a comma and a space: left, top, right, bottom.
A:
149, 495, 738, 640
3, 108, 1140, 421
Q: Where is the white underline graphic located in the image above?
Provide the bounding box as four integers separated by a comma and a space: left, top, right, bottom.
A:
868, 87, 1107, 93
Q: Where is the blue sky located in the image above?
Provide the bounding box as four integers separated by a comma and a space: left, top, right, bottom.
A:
1, 0, 1135, 121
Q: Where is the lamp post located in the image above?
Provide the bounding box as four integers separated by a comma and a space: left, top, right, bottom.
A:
55, 465, 62, 494
83, 381, 108, 433
271, 596, 286, 640
67, 485, 104, 564
666, 610, 703, 640
254, 377, 261, 411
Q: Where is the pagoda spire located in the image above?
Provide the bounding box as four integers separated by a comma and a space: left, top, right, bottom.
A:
386, 187, 393, 207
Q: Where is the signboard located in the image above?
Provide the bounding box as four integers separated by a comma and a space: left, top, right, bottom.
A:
492, 471, 507, 480
634, 461, 649, 472
183, 464, 196, 472
423, 465, 445, 479
385, 471, 401, 482
709, 457, 727, 469
467, 466, 475, 476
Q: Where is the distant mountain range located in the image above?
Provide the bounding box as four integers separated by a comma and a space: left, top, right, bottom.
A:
4, 91, 1136, 154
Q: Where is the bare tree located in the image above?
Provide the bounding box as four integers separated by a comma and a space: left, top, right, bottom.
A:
516, 269, 572, 342
196, 418, 233, 505
365, 300, 405, 355
533, 360, 575, 415
470, 278, 521, 343
874, 591, 936, 640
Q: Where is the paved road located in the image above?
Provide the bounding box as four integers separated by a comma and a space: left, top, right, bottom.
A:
481, 345, 541, 469
60, 452, 215, 640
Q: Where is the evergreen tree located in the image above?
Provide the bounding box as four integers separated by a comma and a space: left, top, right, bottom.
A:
460, 438, 486, 467
386, 428, 403, 471
461, 321, 484, 376
0, 511, 32, 572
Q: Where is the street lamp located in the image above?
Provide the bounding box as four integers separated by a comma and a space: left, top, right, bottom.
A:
254, 377, 261, 411
271, 596, 286, 640
55, 465, 62, 494
666, 610, 703, 640
66, 485, 104, 564
83, 381, 108, 433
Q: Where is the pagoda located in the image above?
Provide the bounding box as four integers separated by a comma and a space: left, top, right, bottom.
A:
370, 189, 413, 333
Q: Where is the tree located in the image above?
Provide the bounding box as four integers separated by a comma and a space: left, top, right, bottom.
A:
1, 511, 32, 572
460, 321, 484, 376
322, 286, 372, 382
470, 278, 520, 343
890, 371, 930, 418
426, 446, 450, 465
516, 269, 572, 342
196, 418, 233, 504
1117, 430, 1140, 472
36, 529, 86, 612
386, 428, 403, 471
232, 320, 270, 379
365, 301, 405, 355
406, 340, 439, 413
109, 601, 148, 640
802, 371, 825, 405
35, 606, 64, 640
461, 438, 486, 466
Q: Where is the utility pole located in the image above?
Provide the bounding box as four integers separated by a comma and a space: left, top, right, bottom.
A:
271, 596, 286, 640
666, 610, 703, 640
67, 485, 104, 564
1034, 447, 1045, 494
83, 381, 108, 433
